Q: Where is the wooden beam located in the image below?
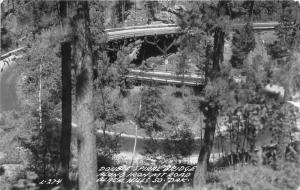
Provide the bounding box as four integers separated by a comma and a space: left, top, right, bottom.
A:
1, 47, 26, 60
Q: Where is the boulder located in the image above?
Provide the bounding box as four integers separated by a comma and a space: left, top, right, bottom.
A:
0, 152, 7, 163
2, 164, 25, 182
154, 11, 177, 23
265, 84, 285, 97
0, 113, 5, 125
0, 128, 4, 134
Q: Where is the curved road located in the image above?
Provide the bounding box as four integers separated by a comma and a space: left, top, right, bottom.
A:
0, 56, 206, 164
0, 59, 201, 164
0, 65, 19, 112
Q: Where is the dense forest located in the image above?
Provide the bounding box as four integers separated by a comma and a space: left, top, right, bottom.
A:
1, 0, 300, 190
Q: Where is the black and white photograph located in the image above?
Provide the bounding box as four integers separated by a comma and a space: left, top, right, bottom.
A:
0, 0, 300, 189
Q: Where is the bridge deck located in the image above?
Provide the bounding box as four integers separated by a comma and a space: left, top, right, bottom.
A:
106, 22, 280, 41
126, 69, 204, 86
106, 25, 181, 41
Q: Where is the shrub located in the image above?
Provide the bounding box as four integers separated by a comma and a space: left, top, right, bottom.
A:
136, 87, 167, 136
210, 162, 300, 190
96, 133, 121, 168
162, 123, 195, 157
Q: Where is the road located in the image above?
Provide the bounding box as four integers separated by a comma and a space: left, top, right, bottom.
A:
0, 59, 19, 112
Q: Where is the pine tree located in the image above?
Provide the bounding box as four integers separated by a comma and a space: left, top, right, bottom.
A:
72, 2, 98, 190
175, 1, 258, 187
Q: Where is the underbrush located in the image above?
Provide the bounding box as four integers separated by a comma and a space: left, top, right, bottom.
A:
0, 111, 30, 166
178, 162, 300, 190
212, 162, 299, 190
119, 86, 200, 137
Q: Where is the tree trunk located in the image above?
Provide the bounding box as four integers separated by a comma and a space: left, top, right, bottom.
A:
193, 104, 218, 188
277, 124, 291, 160
193, 2, 226, 186
73, 2, 98, 190
212, 27, 225, 72
248, 0, 254, 21
59, 1, 72, 189
60, 41, 72, 189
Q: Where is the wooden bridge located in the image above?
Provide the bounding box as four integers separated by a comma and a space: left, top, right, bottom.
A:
106, 22, 280, 86
1, 22, 280, 86
1, 22, 280, 59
